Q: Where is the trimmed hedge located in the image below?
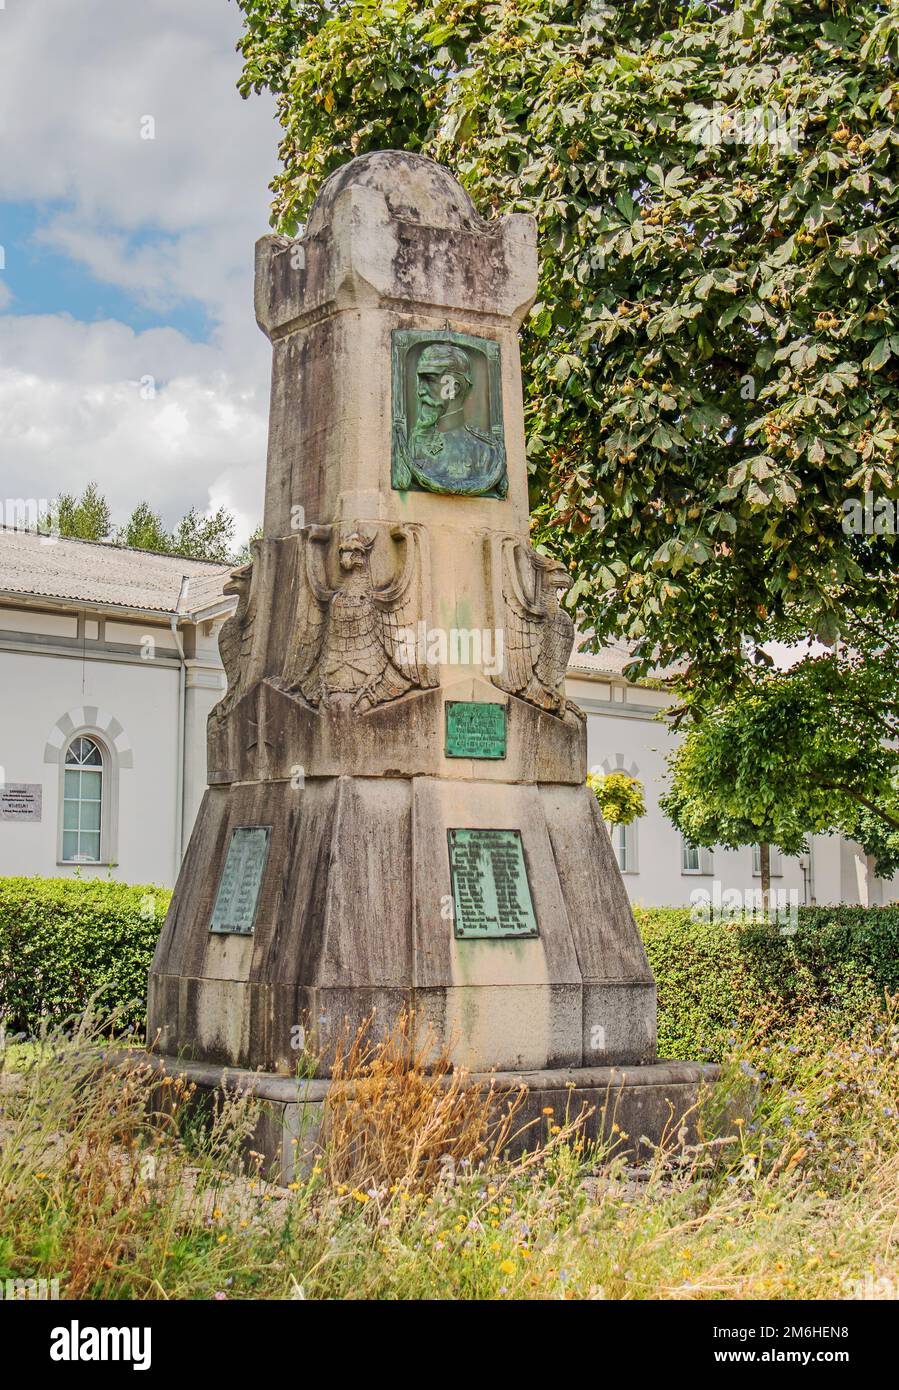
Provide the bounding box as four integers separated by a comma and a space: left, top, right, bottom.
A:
0, 877, 171, 1036
0, 878, 896, 1058
638, 905, 899, 1061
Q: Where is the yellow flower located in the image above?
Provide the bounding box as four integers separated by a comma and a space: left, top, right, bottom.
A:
287, 1182, 301, 1191
217, 1234, 227, 1244
611, 1122, 620, 1134
35, 1172, 48, 1180
542, 1107, 554, 1116
550, 1125, 561, 1135
351, 1189, 370, 1203
213, 1208, 223, 1219
499, 1259, 516, 1275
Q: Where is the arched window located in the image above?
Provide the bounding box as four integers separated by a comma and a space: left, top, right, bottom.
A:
62, 736, 104, 863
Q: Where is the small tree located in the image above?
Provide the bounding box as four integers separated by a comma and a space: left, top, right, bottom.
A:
55, 482, 112, 542
661, 650, 899, 906
118, 502, 171, 553
169, 507, 236, 564
587, 770, 646, 826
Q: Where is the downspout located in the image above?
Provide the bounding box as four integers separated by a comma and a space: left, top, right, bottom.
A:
169, 576, 190, 882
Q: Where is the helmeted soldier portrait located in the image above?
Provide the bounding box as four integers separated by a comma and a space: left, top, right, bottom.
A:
392, 331, 508, 498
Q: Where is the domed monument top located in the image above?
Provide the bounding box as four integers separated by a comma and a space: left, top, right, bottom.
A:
306, 150, 491, 237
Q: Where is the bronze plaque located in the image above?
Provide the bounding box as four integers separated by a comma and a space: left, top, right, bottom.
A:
447, 828, 538, 939
391, 329, 507, 498
445, 701, 507, 759
209, 826, 272, 935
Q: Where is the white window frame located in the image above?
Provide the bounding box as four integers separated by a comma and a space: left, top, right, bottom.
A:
57, 730, 119, 867
609, 819, 639, 875
752, 844, 782, 878
682, 838, 713, 875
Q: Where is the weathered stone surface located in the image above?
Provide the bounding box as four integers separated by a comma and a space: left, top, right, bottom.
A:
150, 772, 654, 1073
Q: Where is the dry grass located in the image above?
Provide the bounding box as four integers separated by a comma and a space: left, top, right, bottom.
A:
321, 1010, 555, 1192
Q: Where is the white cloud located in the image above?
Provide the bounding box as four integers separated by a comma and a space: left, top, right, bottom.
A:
0, 315, 268, 536
0, 0, 281, 541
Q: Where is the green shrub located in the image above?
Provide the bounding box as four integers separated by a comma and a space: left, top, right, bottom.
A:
0, 877, 170, 1036
637, 905, 899, 1061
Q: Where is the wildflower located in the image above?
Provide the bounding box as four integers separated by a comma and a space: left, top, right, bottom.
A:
214, 1292, 227, 1301
542, 1107, 554, 1116
499, 1259, 516, 1275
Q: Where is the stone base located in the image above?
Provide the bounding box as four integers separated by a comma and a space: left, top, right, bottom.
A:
129, 1051, 721, 1187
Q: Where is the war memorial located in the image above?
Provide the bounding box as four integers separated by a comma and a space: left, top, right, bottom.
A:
145, 151, 716, 1181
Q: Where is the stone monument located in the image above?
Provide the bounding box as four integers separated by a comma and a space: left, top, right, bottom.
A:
147, 152, 716, 1179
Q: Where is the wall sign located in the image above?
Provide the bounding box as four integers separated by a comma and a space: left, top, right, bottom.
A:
0, 784, 42, 822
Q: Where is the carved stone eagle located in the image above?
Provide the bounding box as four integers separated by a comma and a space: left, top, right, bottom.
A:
215, 558, 255, 717
284, 523, 438, 712
491, 538, 575, 716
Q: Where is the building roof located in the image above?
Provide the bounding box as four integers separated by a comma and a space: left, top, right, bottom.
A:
569, 635, 683, 683
568, 638, 637, 679
0, 528, 234, 621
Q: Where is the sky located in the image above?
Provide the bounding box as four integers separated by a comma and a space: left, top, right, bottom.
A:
0, 0, 280, 544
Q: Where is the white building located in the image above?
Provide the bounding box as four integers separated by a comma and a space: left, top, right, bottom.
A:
0, 529, 232, 887
0, 527, 891, 906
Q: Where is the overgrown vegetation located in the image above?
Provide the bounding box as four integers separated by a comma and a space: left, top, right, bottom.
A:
1, 1000, 896, 1300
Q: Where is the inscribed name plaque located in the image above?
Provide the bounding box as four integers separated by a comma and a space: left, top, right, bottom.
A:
445, 701, 507, 759
209, 826, 272, 935
0, 784, 42, 822
447, 828, 538, 939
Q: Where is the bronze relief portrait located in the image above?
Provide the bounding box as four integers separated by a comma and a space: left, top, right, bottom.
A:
391, 329, 507, 499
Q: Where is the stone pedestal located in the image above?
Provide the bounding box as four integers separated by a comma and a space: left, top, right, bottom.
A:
146, 152, 708, 1179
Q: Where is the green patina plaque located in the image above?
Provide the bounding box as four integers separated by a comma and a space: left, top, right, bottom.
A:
391, 329, 507, 498
209, 826, 272, 935
447, 828, 538, 939
445, 701, 507, 759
